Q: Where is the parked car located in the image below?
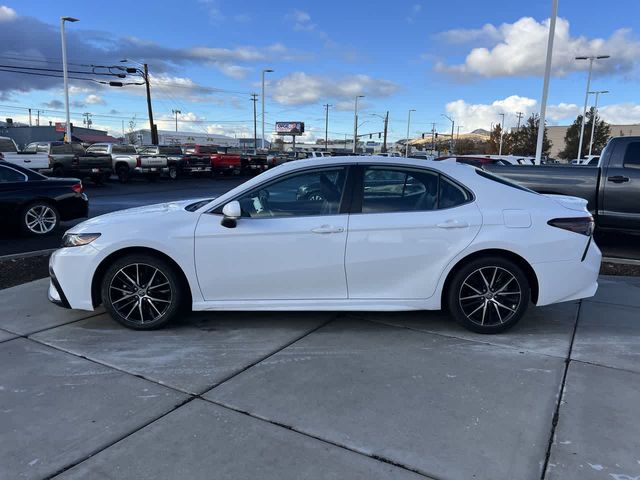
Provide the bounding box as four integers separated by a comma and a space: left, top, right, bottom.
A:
241, 152, 270, 175
0, 161, 88, 236
0, 136, 49, 170
486, 136, 640, 233
436, 156, 512, 168
86, 143, 166, 183
49, 156, 600, 334
307, 151, 331, 159
23, 141, 112, 184
266, 151, 286, 167
183, 145, 242, 176
137, 145, 187, 180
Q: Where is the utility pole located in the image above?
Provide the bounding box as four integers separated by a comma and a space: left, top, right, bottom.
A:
353, 95, 364, 154
324, 104, 331, 152
143, 63, 158, 145
36, 110, 40, 126
442, 114, 454, 154
382, 111, 389, 153
82, 112, 92, 128
431, 122, 436, 152
457, 125, 464, 144
28, 108, 32, 126
535, 0, 557, 165
405, 109, 416, 157
515, 112, 524, 130
498, 113, 505, 155
251, 93, 258, 154
171, 109, 181, 132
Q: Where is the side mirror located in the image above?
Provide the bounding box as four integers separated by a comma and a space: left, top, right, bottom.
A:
221, 200, 241, 228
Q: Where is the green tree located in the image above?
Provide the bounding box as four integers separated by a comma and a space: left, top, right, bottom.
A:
455, 138, 479, 155
485, 124, 513, 155
559, 107, 611, 159
509, 114, 551, 157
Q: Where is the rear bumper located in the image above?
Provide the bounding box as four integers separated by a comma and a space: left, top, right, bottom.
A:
533, 239, 602, 306
134, 167, 163, 174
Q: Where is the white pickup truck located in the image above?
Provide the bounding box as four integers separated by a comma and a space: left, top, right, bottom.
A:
86, 143, 167, 183
0, 136, 49, 170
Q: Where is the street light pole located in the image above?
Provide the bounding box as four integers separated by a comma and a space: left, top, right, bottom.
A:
535, 0, 558, 165
353, 95, 364, 154
261, 69, 273, 150
405, 109, 416, 157
172, 109, 181, 132
441, 114, 454, 154
60, 16, 78, 143
588, 90, 609, 158
576, 55, 610, 161
324, 103, 331, 152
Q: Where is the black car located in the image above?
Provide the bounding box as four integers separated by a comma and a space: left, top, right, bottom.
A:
0, 161, 88, 236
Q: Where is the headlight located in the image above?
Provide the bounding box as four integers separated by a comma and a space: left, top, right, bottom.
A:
62, 233, 101, 247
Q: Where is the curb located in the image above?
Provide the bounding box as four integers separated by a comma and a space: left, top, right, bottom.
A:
602, 256, 640, 266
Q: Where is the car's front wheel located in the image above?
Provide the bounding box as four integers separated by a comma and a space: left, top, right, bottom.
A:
446, 256, 530, 334
101, 254, 185, 330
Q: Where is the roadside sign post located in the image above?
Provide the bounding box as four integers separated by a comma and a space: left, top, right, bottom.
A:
276, 122, 305, 160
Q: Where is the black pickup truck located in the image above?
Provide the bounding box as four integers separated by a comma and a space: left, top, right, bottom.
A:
24, 141, 112, 184
487, 136, 640, 233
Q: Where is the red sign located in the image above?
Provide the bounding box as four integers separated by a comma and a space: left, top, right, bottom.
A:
55, 122, 66, 132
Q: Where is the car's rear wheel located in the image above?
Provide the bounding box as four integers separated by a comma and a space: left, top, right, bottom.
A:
20, 202, 60, 236
168, 165, 178, 180
446, 256, 530, 334
116, 165, 130, 183
101, 254, 185, 330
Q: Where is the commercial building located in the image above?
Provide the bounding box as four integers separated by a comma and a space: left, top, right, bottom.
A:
127, 129, 238, 147
0, 123, 118, 149
547, 124, 640, 158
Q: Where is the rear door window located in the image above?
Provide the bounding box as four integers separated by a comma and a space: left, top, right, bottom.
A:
50, 144, 70, 154
622, 142, 640, 169
0, 165, 27, 182
0, 138, 17, 152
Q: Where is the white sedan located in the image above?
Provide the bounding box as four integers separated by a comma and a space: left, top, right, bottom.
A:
48, 156, 601, 334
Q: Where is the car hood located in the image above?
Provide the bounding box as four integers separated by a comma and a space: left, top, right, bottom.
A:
69, 198, 212, 231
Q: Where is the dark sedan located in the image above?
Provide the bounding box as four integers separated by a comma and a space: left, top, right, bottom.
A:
0, 161, 88, 236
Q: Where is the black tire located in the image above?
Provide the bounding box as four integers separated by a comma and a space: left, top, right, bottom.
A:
446, 256, 530, 334
52, 165, 64, 177
91, 174, 104, 185
117, 165, 130, 184
168, 166, 178, 180
101, 254, 185, 330
19, 201, 60, 236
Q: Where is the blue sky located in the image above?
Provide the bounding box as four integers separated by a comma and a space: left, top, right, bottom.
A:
1, 0, 639, 141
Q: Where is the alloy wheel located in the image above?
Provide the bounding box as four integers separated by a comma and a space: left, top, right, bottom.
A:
108, 263, 172, 325
25, 205, 58, 234
458, 266, 522, 327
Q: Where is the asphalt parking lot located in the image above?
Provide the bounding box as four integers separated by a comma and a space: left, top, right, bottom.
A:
1, 276, 638, 480
0, 176, 246, 257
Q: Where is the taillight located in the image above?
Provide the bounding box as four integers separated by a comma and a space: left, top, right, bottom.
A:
548, 216, 594, 236
71, 182, 84, 194
0, 152, 4, 159
136, 156, 142, 167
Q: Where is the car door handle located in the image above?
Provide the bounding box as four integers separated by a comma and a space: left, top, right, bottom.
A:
311, 225, 344, 234
436, 220, 469, 229
23, 159, 31, 163
608, 175, 630, 183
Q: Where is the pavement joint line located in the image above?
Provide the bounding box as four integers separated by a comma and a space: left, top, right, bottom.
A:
204, 398, 439, 480
569, 358, 640, 376
198, 313, 341, 397
540, 300, 582, 479
43, 396, 197, 479
2, 310, 105, 337
0, 248, 56, 261
350, 313, 569, 360
582, 298, 640, 309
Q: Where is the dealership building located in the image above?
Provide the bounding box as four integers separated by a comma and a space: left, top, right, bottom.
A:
127, 129, 239, 147
0, 123, 118, 149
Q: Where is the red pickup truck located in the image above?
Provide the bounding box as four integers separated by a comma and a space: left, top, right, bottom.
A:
183, 145, 242, 176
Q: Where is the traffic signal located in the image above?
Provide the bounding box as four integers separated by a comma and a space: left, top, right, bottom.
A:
421, 133, 425, 139
378, 133, 381, 138
435, 133, 438, 138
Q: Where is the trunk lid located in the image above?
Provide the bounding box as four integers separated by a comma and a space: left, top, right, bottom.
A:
544, 194, 589, 213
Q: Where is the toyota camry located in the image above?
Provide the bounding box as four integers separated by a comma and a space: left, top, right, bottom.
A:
48, 156, 601, 334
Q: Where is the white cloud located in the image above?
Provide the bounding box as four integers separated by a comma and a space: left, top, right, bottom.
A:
435, 23, 501, 44
217, 64, 251, 79
288, 10, 314, 31
445, 95, 640, 131
85, 94, 105, 105
406, 4, 423, 24
271, 72, 399, 106
0, 6, 16, 22
435, 17, 640, 78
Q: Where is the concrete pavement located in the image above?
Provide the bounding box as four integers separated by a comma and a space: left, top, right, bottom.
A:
0, 277, 638, 479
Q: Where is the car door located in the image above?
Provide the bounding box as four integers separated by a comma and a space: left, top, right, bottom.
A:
194, 165, 352, 301
345, 165, 482, 299
600, 138, 640, 230
0, 164, 29, 220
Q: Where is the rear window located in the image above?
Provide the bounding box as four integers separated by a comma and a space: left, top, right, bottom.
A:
476, 169, 537, 194
198, 146, 217, 154
160, 146, 183, 155
113, 145, 137, 154
50, 144, 70, 154
0, 138, 17, 152
623, 142, 640, 168
87, 145, 108, 154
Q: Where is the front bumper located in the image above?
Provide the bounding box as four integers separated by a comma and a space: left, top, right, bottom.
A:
533, 239, 602, 306
48, 267, 71, 309
48, 245, 100, 311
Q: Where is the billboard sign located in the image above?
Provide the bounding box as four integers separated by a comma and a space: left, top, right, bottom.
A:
276, 121, 304, 136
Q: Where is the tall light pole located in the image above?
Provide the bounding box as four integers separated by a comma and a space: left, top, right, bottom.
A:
441, 114, 454, 154
588, 90, 609, 158
576, 55, 610, 161
405, 109, 416, 157
535, 0, 558, 165
171, 109, 181, 132
370, 112, 389, 153
324, 103, 331, 152
457, 125, 464, 144
353, 95, 364, 154
261, 68, 273, 150
498, 113, 505, 155
60, 16, 78, 143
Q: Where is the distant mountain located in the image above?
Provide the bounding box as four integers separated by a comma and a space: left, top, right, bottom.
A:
471, 128, 490, 136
